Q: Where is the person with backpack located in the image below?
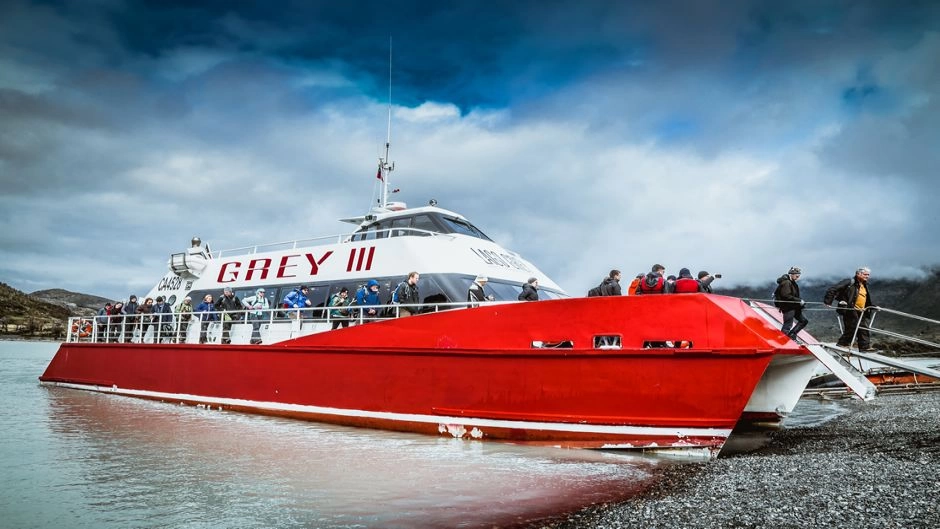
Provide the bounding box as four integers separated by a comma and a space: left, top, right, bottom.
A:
518, 277, 539, 301
394, 272, 421, 317
774, 267, 808, 341
328, 287, 352, 329
588, 270, 621, 297
824, 267, 877, 351
625, 273, 644, 296
242, 288, 270, 341
636, 264, 666, 294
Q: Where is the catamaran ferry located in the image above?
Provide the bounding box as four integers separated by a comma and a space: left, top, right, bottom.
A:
40, 141, 852, 457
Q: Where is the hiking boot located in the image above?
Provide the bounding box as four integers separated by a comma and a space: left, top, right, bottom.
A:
858, 346, 877, 352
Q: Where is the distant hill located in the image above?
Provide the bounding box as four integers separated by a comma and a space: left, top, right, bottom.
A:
714, 267, 940, 353
30, 288, 112, 317
0, 282, 71, 339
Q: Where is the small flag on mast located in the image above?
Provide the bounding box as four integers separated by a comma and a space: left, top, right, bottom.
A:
376, 166, 383, 181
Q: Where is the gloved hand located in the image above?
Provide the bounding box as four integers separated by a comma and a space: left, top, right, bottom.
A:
838, 301, 847, 307
800, 300, 805, 307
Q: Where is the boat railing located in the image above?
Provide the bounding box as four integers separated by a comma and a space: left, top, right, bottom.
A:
213, 228, 451, 258
64, 299, 496, 345
745, 299, 940, 352
841, 306, 940, 351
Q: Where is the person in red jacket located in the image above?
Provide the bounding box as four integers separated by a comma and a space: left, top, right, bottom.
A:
636, 264, 666, 294
673, 268, 700, 293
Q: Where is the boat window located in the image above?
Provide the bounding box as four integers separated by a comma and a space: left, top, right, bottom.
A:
411, 214, 438, 236
484, 281, 523, 301
643, 340, 694, 349
389, 217, 411, 237
439, 216, 491, 241
352, 223, 385, 241
594, 336, 622, 349
531, 340, 574, 349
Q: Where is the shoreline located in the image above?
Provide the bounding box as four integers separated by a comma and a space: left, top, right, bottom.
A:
537, 392, 940, 528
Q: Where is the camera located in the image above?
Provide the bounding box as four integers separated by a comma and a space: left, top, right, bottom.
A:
714, 274, 722, 279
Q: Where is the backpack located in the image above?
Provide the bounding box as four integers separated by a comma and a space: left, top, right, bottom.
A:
638, 274, 664, 294
391, 281, 406, 304
587, 284, 603, 297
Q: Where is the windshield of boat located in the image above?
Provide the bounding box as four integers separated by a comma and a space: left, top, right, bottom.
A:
351, 212, 492, 241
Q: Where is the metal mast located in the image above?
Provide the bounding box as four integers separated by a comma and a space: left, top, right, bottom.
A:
378, 37, 395, 209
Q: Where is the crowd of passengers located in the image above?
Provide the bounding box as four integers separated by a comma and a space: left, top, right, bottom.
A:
85, 272, 542, 344
84, 265, 728, 344
587, 265, 722, 296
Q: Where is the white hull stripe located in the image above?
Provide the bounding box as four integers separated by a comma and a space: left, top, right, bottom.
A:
42, 381, 732, 439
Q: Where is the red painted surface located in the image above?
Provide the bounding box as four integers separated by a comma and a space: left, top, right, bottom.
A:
40, 295, 808, 450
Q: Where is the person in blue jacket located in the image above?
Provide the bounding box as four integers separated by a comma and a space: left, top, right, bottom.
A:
282, 286, 311, 319
355, 280, 382, 320
195, 294, 217, 344
283, 286, 310, 309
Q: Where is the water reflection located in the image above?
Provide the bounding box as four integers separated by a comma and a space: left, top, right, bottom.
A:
42, 388, 669, 528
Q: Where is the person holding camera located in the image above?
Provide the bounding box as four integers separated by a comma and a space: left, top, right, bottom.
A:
697, 271, 721, 293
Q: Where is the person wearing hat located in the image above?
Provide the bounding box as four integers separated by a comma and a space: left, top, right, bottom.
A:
697, 271, 721, 293
282, 286, 310, 319
242, 288, 270, 341
355, 280, 382, 320
518, 277, 539, 301
176, 296, 195, 322
673, 268, 700, 293
774, 267, 808, 341
468, 275, 490, 307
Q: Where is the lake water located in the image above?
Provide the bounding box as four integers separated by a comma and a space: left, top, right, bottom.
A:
0, 340, 848, 529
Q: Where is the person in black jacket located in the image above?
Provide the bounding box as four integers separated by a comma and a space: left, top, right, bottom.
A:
774, 267, 807, 340
824, 267, 876, 350
395, 271, 421, 317
214, 287, 244, 343
518, 277, 539, 301
600, 270, 623, 296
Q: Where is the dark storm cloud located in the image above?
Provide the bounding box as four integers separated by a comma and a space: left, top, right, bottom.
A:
2, 0, 939, 297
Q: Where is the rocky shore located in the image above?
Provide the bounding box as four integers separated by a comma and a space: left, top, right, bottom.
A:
538, 391, 940, 529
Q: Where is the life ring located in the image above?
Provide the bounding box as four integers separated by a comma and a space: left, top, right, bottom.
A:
71, 320, 92, 338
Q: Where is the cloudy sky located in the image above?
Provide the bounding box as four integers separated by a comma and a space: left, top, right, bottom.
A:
1, 0, 938, 300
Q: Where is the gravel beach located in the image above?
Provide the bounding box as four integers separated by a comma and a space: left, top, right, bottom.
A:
537, 391, 940, 529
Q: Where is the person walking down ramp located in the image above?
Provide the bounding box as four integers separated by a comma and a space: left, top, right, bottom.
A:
825, 267, 877, 351
774, 267, 808, 341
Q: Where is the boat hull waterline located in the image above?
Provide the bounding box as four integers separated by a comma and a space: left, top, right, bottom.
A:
40, 295, 807, 454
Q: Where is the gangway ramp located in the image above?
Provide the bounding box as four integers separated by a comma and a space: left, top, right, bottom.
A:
824, 344, 940, 381
805, 344, 877, 401
746, 300, 877, 401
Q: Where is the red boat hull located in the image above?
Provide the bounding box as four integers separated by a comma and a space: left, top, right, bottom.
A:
40, 295, 806, 453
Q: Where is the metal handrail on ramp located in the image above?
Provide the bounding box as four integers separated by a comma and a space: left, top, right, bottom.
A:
745, 300, 877, 400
